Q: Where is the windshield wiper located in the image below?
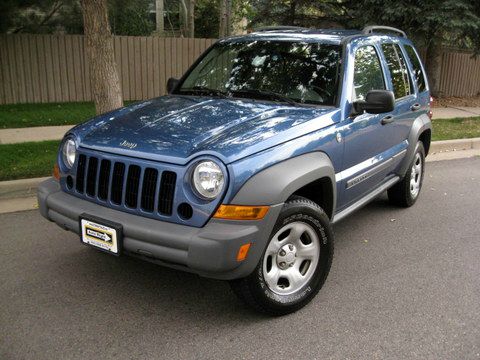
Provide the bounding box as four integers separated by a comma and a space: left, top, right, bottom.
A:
230, 89, 299, 106
179, 86, 229, 99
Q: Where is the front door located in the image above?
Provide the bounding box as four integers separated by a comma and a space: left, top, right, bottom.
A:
337, 43, 401, 210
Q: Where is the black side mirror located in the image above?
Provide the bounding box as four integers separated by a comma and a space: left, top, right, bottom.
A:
352, 90, 395, 115
167, 77, 179, 94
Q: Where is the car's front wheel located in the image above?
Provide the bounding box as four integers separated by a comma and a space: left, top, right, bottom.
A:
229, 196, 334, 316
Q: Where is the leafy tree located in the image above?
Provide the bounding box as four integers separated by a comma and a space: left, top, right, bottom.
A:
196, 0, 251, 38
195, 0, 220, 37
0, 0, 83, 34
109, 0, 154, 36
250, 0, 343, 28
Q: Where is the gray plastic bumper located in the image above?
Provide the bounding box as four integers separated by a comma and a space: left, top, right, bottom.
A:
37, 178, 282, 280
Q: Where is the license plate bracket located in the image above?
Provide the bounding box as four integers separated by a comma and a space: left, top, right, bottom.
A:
79, 213, 123, 256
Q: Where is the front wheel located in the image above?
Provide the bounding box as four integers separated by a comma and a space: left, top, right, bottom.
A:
229, 196, 334, 316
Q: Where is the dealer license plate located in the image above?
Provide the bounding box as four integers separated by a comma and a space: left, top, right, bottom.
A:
80, 214, 122, 255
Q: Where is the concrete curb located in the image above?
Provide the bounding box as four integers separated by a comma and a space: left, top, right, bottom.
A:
430, 137, 480, 153
0, 176, 49, 200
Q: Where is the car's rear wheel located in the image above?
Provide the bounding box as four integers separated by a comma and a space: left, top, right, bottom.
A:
229, 196, 334, 316
388, 141, 425, 207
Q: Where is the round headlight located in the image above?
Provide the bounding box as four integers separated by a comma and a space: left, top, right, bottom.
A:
62, 138, 77, 169
192, 161, 225, 200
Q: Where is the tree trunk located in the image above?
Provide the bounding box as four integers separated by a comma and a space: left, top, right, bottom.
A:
219, 0, 232, 37
155, 0, 164, 35
425, 39, 443, 97
288, 0, 297, 26
81, 0, 123, 115
179, 0, 187, 37
187, 0, 195, 38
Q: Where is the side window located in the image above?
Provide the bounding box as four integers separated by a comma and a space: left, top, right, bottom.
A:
405, 45, 427, 93
381, 43, 414, 99
353, 46, 385, 100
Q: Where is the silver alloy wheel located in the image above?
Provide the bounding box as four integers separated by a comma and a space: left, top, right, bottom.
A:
410, 152, 423, 198
262, 221, 320, 295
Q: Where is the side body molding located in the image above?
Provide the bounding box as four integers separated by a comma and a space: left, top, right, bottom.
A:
231, 151, 336, 211
398, 114, 432, 176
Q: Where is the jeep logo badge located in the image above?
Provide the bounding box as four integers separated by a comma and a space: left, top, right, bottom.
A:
120, 140, 137, 149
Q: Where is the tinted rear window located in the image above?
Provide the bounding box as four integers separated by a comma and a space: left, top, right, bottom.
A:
405, 45, 427, 93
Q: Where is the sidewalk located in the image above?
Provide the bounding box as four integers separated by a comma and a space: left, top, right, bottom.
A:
0, 107, 479, 145
0, 125, 73, 144
432, 106, 480, 119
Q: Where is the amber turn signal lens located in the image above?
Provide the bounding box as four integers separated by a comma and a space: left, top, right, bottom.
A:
237, 243, 251, 261
213, 205, 269, 220
53, 163, 60, 180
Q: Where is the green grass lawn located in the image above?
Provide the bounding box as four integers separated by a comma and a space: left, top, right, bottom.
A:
0, 101, 137, 129
0, 140, 60, 181
431, 117, 480, 141
0, 116, 478, 181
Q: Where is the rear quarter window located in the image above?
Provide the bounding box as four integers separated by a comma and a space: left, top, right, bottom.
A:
404, 45, 427, 93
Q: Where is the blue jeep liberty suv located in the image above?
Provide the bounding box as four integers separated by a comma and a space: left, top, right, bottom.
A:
38, 25, 432, 315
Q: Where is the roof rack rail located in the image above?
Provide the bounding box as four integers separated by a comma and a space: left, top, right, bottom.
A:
362, 25, 407, 38
255, 26, 307, 32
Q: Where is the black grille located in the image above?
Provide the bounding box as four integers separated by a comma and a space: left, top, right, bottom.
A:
141, 168, 158, 212
110, 162, 125, 205
73, 153, 177, 217
86, 157, 98, 196
75, 154, 87, 192
97, 159, 111, 200
158, 171, 177, 215
125, 165, 141, 208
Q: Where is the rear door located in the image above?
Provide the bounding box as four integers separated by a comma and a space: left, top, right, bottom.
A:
379, 42, 418, 147
403, 43, 431, 120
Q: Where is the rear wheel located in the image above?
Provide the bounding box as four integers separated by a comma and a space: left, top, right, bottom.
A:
229, 196, 334, 316
388, 141, 425, 207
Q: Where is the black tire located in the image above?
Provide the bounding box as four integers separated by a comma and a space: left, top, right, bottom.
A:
229, 196, 334, 316
388, 141, 425, 207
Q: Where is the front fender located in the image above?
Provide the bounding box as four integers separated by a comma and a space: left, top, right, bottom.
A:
231, 152, 336, 210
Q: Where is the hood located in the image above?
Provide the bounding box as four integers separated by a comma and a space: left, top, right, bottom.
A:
73, 96, 338, 165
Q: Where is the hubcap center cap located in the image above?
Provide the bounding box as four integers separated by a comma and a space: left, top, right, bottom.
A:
277, 244, 297, 269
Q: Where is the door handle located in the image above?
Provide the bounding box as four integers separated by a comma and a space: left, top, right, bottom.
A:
380, 115, 394, 125
411, 103, 421, 111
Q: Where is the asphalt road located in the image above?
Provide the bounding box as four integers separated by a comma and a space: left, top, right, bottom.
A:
1, 157, 479, 360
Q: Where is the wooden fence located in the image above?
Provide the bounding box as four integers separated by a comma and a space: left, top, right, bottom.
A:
0, 34, 215, 104
437, 50, 480, 98
0, 34, 479, 104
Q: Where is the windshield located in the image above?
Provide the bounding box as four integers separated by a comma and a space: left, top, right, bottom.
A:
177, 40, 342, 106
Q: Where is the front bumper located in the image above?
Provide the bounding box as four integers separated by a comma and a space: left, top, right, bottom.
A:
37, 178, 282, 280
